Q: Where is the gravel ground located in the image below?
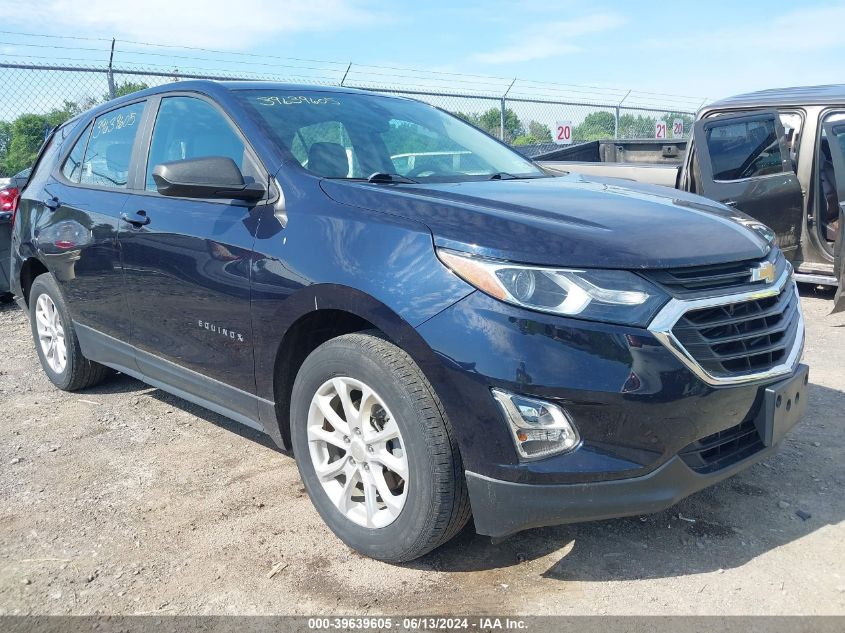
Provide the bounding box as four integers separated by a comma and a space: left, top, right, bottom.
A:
0, 287, 843, 616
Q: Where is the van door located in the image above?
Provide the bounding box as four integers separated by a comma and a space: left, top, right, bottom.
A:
821, 121, 845, 313
693, 110, 804, 253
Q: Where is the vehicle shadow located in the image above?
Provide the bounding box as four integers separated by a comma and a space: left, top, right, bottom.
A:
83, 372, 285, 453
411, 381, 844, 580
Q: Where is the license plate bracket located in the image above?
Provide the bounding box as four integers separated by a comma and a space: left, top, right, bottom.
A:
754, 364, 809, 447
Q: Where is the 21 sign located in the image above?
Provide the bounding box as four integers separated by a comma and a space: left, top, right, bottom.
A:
655, 121, 668, 139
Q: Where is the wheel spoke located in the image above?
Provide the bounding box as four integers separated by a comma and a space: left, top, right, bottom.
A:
315, 393, 351, 436
368, 418, 400, 444
314, 454, 349, 481
336, 462, 360, 514
332, 378, 358, 427
308, 425, 348, 450
372, 448, 408, 481
36, 310, 51, 330
363, 480, 379, 527
372, 469, 404, 513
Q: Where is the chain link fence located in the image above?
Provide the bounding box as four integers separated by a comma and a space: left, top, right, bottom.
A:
0, 61, 698, 177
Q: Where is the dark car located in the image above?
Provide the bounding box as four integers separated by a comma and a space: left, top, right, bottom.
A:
10, 82, 809, 562
0, 168, 29, 302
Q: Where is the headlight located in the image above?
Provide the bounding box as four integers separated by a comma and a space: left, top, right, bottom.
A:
437, 248, 668, 327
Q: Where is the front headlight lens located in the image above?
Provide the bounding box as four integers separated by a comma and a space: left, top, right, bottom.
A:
437, 248, 668, 327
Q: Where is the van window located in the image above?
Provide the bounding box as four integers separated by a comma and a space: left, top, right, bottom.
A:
79, 102, 144, 188
146, 96, 257, 191
705, 118, 783, 181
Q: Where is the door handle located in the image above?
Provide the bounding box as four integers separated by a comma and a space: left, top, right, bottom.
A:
723, 200, 738, 207
44, 196, 60, 211
121, 210, 150, 227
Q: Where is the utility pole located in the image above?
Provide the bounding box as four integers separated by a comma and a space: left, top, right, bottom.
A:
107, 38, 116, 100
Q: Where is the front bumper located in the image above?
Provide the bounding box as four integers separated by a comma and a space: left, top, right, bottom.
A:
415, 288, 807, 537
468, 443, 775, 538
469, 363, 807, 538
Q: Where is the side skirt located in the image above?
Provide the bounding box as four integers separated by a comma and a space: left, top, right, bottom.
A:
75, 322, 271, 435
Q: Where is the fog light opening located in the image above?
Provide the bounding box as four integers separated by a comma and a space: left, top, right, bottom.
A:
491, 389, 580, 460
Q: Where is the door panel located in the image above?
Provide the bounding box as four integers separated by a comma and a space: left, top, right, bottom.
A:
120, 195, 257, 393
119, 94, 262, 402
693, 110, 804, 252
822, 121, 845, 313
38, 101, 146, 341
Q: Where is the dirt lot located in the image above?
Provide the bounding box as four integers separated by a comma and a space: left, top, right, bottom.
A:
0, 288, 843, 616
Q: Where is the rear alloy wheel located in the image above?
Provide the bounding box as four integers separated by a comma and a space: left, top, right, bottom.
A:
35, 293, 67, 374
28, 274, 112, 391
291, 331, 471, 562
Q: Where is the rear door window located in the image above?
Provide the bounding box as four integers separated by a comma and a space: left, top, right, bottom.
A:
78, 102, 144, 188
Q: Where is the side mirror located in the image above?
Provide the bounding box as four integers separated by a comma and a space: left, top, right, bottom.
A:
152, 156, 266, 202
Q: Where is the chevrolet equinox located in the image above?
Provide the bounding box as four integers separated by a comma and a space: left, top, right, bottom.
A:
10, 82, 808, 562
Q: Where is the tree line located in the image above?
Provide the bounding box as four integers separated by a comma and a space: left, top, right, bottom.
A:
455, 107, 694, 145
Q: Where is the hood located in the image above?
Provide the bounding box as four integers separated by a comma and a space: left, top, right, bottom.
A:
319, 172, 771, 269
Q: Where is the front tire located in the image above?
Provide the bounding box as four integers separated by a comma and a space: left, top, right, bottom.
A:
29, 274, 111, 391
290, 332, 471, 562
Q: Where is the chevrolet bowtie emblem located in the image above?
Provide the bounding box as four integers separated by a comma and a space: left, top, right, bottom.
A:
751, 261, 776, 284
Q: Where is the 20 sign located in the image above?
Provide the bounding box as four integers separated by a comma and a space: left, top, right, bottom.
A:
672, 119, 684, 137
554, 121, 573, 145
655, 121, 668, 140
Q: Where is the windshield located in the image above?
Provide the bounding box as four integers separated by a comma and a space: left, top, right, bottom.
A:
236, 90, 545, 182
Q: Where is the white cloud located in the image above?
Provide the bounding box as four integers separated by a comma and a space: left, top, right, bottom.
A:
472, 13, 625, 64
643, 4, 845, 55
0, 0, 388, 50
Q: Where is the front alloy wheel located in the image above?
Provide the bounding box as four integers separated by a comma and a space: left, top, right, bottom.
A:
307, 377, 408, 528
290, 331, 471, 562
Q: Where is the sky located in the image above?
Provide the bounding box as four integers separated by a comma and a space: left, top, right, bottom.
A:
1, 0, 845, 107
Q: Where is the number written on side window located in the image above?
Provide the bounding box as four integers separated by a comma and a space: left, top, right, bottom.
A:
78, 102, 145, 189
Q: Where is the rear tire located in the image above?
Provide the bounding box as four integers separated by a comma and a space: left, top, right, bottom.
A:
290, 331, 471, 562
29, 274, 111, 391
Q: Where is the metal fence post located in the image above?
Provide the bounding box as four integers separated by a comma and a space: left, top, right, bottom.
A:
106, 38, 116, 100
500, 79, 516, 141
614, 106, 620, 139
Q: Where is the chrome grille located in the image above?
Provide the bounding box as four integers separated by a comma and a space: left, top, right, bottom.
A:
648, 249, 785, 296
670, 282, 801, 378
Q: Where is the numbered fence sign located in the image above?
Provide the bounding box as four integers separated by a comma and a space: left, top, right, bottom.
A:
655, 121, 668, 140
554, 121, 573, 145
672, 119, 684, 138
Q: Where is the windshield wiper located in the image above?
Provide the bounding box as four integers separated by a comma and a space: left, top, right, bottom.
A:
488, 172, 518, 180
366, 172, 418, 184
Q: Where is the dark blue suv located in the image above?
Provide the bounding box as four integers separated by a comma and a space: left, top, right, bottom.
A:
11, 82, 808, 561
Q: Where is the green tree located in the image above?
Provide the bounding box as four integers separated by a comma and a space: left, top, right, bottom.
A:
4, 114, 51, 175
513, 120, 553, 146
572, 111, 615, 142
105, 80, 150, 101
475, 107, 524, 142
